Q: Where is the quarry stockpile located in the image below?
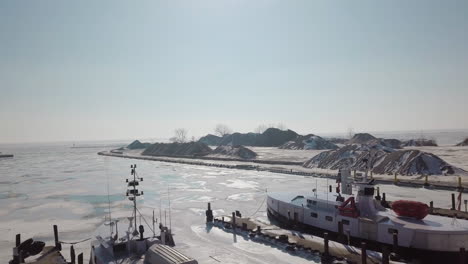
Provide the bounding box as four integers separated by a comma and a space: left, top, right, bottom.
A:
347, 133, 402, 149
127, 140, 151, 150
346, 133, 377, 144
142, 142, 212, 157
303, 144, 457, 175
210, 145, 257, 159
198, 134, 223, 146
456, 138, 468, 146
279, 134, 338, 150
199, 128, 339, 148
211, 128, 299, 147
402, 139, 438, 147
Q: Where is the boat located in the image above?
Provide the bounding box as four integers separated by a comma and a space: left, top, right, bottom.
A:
266, 163, 468, 262
0, 152, 14, 158
89, 164, 198, 264
9, 225, 85, 264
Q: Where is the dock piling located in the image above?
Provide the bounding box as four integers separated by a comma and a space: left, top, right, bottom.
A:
53, 225, 61, 251
77, 253, 83, 264
392, 231, 399, 255
206, 203, 213, 223
361, 242, 367, 264
232, 212, 236, 230
70, 245, 76, 264
15, 234, 21, 247
382, 245, 390, 264
452, 193, 456, 210
329, 185, 332, 193
460, 247, 466, 264
323, 232, 329, 256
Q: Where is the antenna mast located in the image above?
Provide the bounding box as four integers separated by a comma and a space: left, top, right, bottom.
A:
126, 164, 144, 232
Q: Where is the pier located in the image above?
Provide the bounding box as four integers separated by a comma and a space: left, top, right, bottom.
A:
209, 213, 402, 264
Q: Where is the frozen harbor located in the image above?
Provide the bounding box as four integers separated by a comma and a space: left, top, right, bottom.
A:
1, 142, 467, 263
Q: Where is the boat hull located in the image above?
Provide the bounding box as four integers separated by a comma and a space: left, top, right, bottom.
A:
268, 207, 468, 264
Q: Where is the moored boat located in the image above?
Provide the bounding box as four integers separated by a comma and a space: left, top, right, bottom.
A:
267, 167, 468, 262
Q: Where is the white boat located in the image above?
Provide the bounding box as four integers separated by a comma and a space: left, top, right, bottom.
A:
267, 166, 468, 261
89, 164, 197, 264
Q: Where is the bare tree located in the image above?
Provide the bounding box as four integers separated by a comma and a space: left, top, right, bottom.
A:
347, 127, 355, 139
214, 124, 232, 137
254, 124, 268, 134
171, 128, 188, 143
276, 123, 286, 130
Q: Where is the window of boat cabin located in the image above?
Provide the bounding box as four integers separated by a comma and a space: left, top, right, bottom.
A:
307, 199, 317, 206
325, 216, 333, 221
388, 228, 398, 234
310, 212, 318, 218
341, 219, 350, 225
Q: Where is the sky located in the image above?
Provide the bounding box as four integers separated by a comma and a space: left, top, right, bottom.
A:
1, 0, 467, 143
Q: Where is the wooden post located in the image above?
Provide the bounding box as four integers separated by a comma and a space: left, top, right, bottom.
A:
206, 203, 213, 223
337, 221, 344, 243
77, 253, 83, 264
460, 247, 466, 264
430, 201, 434, 213
329, 185, 332, 193
382, 245, 390, 264
323, 232, 329, 256
424, 175, 429, 186
15, 234, 21, 247
53, 225, 61, 250
361, 242, 367, 264
70, 245, 76, 264
232, 212, 236, 229
392, 231, 399, 254
459, 177, 462, 189
452, 193, 456, 210
376, 187, 381, 200
394, 173, 398, 184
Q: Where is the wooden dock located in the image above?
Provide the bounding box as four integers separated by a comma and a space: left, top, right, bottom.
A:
212, 215, 403, 264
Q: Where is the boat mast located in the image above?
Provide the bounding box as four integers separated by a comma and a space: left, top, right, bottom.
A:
127, 164, 144, 232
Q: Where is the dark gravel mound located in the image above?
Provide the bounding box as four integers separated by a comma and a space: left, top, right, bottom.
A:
456, 138, 468, 146
198, 134, 223, 146
367, 138, 402, 149
402, 139, 438, 147
279, 134, 338, 150
373, 149, 454, 175
219, 132, 258, 146
216, 128, 298, 147
346, 133, 377, 144
303, 144, 390, 171
327, 138, 348, 144
211, 145, 257, 159
142, 142, 212, 157
127, 140, 151, 150
303, 144, 456, 175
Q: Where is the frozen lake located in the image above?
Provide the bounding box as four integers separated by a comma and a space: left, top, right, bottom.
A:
0, 142, 465, 263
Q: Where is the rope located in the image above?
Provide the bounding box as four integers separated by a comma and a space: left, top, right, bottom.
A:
59, 237, 91, 245
248, 190, 267, 217
136, 207, 156, 235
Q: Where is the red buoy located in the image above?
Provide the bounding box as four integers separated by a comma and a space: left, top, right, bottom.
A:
391, 200, 429, 220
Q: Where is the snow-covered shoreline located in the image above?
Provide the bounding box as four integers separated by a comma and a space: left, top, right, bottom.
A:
99, 145, 468, 189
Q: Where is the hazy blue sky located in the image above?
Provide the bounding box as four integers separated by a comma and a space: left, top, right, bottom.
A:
1, 0, 467, 143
